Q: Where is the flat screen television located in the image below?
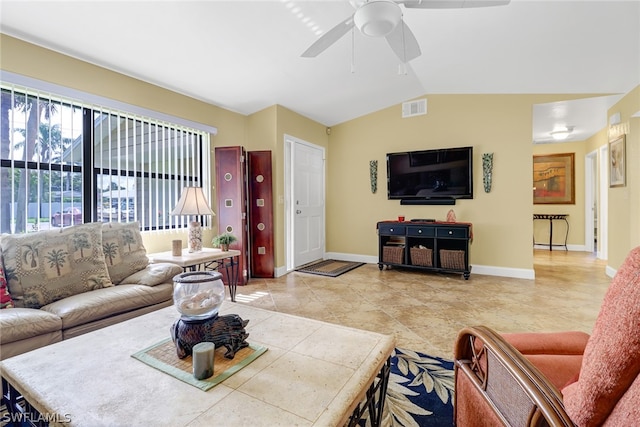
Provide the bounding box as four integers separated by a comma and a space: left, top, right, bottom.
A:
387, 146, 473, 200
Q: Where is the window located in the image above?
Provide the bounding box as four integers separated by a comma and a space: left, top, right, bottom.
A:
0, 83, 211, 234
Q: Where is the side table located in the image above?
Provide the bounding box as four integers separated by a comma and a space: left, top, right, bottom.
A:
148, 248, 241, 302
533, 214, 569, 251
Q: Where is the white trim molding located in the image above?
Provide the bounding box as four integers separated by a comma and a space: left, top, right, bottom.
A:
1, 71, 218, 135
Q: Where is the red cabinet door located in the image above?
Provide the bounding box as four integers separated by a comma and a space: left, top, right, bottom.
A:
248, 151, 274, 278
215, 146, 248, 285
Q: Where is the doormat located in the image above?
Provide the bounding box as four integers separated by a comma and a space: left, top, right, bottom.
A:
132, 337, 267, 391
296, 259, 364, 277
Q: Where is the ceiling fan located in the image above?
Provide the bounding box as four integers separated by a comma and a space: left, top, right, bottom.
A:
301, 0, 510, 62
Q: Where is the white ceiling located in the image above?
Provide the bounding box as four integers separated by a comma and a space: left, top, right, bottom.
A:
1, 0, 639, 144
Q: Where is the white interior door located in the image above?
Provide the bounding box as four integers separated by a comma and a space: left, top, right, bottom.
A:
285, 136, 325, 269
585, 151, 597, 253
598, 144, 608, 260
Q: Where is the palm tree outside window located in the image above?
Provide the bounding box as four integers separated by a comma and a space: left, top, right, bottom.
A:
0, 84, 211, 235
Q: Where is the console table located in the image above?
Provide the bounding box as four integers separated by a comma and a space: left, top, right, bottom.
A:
377, 221, 472, 279
533, 214, 569, 251
149, 248, 241, 302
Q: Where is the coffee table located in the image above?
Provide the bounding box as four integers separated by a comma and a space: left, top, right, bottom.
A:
1, 303, 394, 426
148, 248, 241, 301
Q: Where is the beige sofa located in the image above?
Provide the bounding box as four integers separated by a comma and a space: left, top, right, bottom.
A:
0, 222, 182, 360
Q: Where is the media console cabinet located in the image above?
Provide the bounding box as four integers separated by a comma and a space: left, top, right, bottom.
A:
377, 221, 472, 279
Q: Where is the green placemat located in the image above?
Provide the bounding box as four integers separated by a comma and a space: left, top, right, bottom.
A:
132, 337, 267, 391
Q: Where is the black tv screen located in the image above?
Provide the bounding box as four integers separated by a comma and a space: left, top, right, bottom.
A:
387, 146, 473, 200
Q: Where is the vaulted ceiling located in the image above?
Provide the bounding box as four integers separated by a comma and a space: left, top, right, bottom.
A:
1, 0, 638, 143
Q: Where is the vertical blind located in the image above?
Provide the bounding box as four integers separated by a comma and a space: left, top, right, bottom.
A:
0, 82, 211, 234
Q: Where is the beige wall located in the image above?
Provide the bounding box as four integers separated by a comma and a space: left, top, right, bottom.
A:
245, 105, 328, 268
605, 86, 640, 268
2, 33, 638, 275
530, 87, 640, 270
0, 34, 248, 252
275, 106, 329, 267
327, 94, 603, 273
532, 141, 587, 248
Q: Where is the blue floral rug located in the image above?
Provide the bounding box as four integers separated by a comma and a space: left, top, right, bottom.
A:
384, 348, 455, 426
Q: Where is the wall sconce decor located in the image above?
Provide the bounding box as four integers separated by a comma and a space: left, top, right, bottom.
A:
609, 135, 626, 188
369, 160, 378, 194
482, 153, 494, 193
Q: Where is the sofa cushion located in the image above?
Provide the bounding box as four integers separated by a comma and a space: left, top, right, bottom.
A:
41, 283, 172, 330
101, 222, 149, 284
1, 223, 113, 309
562, 246, 640, 426
119, 262, 183, 287
0, 307, 62, 344
0, 263, 15, 309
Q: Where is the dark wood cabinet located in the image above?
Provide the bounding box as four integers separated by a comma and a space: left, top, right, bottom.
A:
247, 151, 274, 278
215, 146, 249, 285
377, 221, 472, 279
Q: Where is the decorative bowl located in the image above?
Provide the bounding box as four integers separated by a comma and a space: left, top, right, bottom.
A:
173, 271, 225, 321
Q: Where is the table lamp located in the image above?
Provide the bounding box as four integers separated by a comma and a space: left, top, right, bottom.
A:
170, 187, 215, 252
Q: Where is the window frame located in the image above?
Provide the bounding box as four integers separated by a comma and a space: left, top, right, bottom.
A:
1, 76, 214, 235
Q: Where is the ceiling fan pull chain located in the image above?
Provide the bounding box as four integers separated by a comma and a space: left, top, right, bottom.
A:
398, 18, 408, 75
351, 27, 356, 73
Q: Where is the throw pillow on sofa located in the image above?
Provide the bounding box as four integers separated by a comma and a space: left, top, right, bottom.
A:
0, 222, 113, 309
0, 262, 15, 309
101, 222, 149, 284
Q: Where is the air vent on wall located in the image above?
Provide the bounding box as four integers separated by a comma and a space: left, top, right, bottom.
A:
402, 99, 427, 118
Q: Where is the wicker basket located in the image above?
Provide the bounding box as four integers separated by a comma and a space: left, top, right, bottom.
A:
440, 249, 466, 270
383, 246, 404, 264
410, 247, 433, 267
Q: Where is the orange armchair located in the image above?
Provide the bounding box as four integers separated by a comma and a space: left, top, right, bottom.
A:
454, 246, 640, 426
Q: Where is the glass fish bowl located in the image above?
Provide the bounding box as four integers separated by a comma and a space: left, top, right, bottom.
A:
173, 271, 225, 321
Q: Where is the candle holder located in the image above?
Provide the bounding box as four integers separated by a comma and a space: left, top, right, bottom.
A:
172, 240, 182, 256
192, 342, 215, 380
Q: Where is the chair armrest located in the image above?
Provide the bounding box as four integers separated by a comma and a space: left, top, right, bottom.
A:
502, 331, 589, 356
454, 325, 574, 427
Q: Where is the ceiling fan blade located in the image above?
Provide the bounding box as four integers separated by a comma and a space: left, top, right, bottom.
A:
401, 0, 510, 9
385, 20, 421, 62
301, 15, 355, 58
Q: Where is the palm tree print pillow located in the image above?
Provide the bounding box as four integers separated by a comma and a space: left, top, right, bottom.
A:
0, 263, 15, 309
0, 222, 113, 309
101, 222, 149, 284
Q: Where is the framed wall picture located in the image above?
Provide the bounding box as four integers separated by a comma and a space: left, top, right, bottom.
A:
533, 152, 575, 204
609, 135, 626, 187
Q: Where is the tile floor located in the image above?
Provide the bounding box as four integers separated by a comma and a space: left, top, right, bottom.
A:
235, 250, 611, 359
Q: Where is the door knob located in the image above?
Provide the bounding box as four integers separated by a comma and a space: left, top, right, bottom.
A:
296, 210, 302, 214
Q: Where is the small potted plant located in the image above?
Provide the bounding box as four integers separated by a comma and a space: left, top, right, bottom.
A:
212, 232, 237, 251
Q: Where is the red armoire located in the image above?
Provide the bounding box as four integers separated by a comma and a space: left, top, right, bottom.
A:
215, 146, 249, 286
247, 151, 274, 278
215, 147, 275, 284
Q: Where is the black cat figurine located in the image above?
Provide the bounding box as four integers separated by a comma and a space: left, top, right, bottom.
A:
171, 314, 249, 359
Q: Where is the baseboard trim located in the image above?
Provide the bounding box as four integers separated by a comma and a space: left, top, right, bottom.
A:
533, 244, 585, 252
605, 265, 616, 278
324, 252, 378, 264
469, 264, 535, 280
274, 265, 289, 278
324, 252, 536, 280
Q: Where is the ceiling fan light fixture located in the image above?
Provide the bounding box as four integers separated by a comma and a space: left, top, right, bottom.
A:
354, 0, 402, 37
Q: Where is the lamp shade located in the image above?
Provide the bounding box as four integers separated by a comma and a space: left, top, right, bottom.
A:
170, 187, 215, 216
